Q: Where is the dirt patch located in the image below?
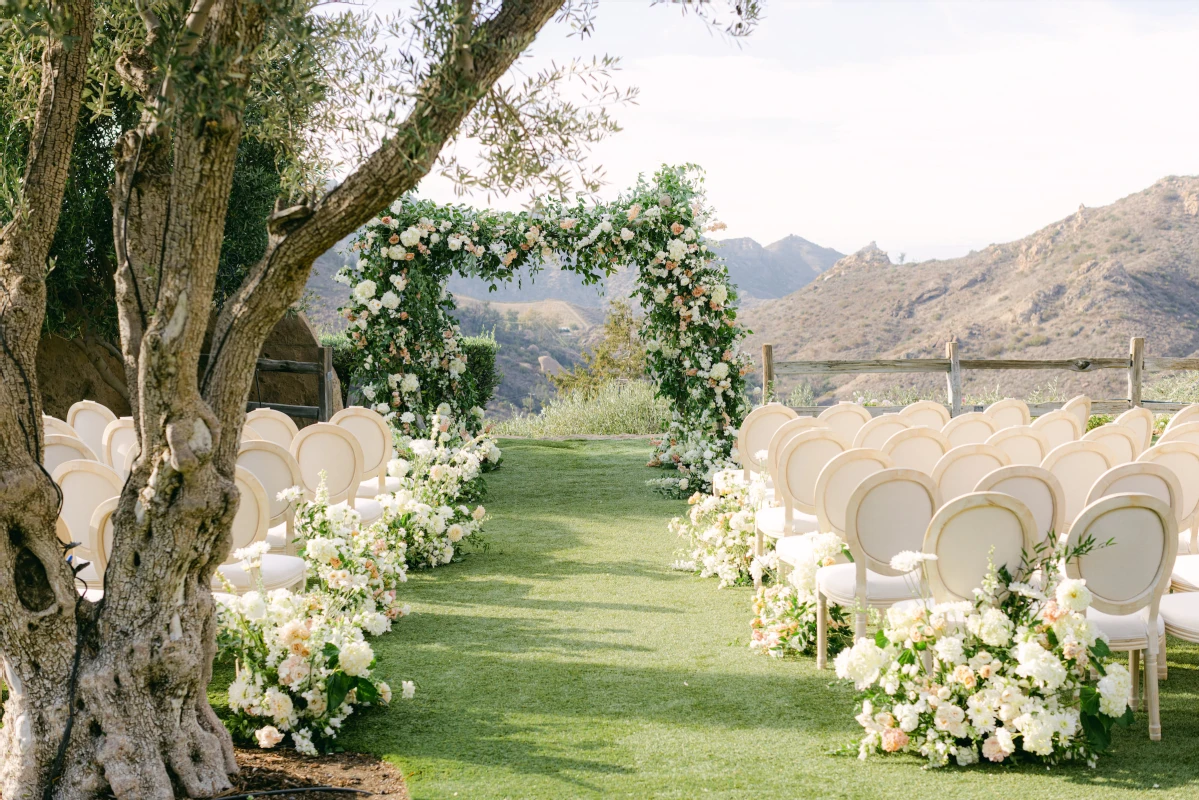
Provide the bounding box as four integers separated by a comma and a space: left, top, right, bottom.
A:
231, 747, 408, 799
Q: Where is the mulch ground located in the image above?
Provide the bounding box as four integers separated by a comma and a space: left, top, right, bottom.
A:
227, 747, 408, 799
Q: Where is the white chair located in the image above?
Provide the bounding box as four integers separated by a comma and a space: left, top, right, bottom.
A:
66, 401, 118, 464
733, 403, 798, 481
985, 425, 1050, 466
974, 465, 1066, 545
984, 398, 1031, 430
931, 444, 1011, 504
238, 440, 305, 555
43, 415, 79, 439
101, 418, 137, 469
764, 417, 825, 489
816, 402, 872, 445
290, 422, 381, 523
922, 492, 1039, 603
332, 406, 400, 499
851, 414, 911, 450
755, 430, 847, 557
215, 467, 307, 594
814, 469, 939, 668
1031, 409, 1082, 452
43, 435, 99, 473
1158, 421, 1199, 449
899, 400, 950, 429
1041, 440, 1114, 531
1087, 463, 1184, 530
1114, 406, 1155, 456
880, 426, 951, 475
1138, 441, 1199, 556
245, 407, 300, 449
85, 497, 119, 589
1165, 403, 1199, 432
1083, 424, 1140, 465
941, 412, 997, 448
1062, 395, 1092, 433
51, 460, 122, 553
1066, 494, 1175, 740
241, 426, 263, 442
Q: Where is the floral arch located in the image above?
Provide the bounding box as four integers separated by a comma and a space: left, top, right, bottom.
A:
335, 164, 752, 491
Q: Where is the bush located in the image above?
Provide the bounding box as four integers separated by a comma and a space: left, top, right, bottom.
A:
320, 331, 356, 405
461, 335, 502, 411
496, 380, 669, 437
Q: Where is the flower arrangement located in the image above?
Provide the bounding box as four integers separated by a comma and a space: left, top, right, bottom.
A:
750, 532, 853, 658
337, 165, 751, 493
670, 483, 764, 588
835, 541, 1134, 768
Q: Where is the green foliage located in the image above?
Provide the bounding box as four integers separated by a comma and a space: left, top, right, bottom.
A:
497, 380, 669, 437
550, 300, 645, 396
320, 330, 356, 405
461, 334, 501, 411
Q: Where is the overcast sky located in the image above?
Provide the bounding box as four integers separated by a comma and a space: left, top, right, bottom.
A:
405, 1, 1199, 261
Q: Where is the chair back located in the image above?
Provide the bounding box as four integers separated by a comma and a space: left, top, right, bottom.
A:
238, 440, 304, 529
923, 492, 1038, 603
1083, 424, 1140, 465
1158, 421, 1199, 449
1062, 395, 1092, 433
766, 417, 825, 482
43, 415, 79, 439
1137, 441, 1199, 528
775, 429, 849, 515
1041, 440, 1115, 528
1065, 494, 1176, 618
985, 425, 1050, 466
816, 402, 872, 445
52, 460, 122, 546
226, 467, 270, 564
880, 426, 951, 475
1031, 409, 1082, 451
44, 435, 98, 473
332, 406, 394, 484
66, 401, 117, 463
974, 465, 1066, 545
931, 444, 1011, 503
899, 400, 950, 429
245, 407, 300, 449
1114, 406, 1155, 455
814, 449, 894, 537
852, 414, 911, 450
290, 423, 364, 506
846, 469, 940, 577
241, 426, 263, 441
88, 497, 119, 580
1086, 462, 1185, 527
985, 398, 1031, 430
941, 412, 997, 448
101, 418, 137, 469
1166, 403, 1199, 433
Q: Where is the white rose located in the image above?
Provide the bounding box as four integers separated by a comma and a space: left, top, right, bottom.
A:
254, 726, 284, 749
390, 274, 408, 291
352, 280, 377, 302
381, 290, 400, 309
620, 227, 634, 241
1055, 578, 1092, 613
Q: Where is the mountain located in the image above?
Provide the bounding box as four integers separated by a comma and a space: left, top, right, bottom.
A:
742, 176, 1199, 402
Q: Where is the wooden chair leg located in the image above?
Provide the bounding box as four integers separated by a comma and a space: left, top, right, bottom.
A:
854, 609, 867, 641
1159, 633, 1168, 680
816, 590, 829, 670
1146, 650, 1162, 741
1128, 649, 1140, 712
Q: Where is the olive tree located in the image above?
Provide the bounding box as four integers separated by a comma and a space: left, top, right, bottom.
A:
0, 0, 760, 796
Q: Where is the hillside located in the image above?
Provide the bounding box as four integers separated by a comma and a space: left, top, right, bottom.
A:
743, 176, 1199, 402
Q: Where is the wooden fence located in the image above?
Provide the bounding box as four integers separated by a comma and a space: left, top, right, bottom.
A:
761, 336, 1199, 418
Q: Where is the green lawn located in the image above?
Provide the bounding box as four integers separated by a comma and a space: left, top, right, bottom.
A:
266, 439, 1199, 798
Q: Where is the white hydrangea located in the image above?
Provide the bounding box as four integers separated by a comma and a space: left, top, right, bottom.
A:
352, 280, 377, 302
1097, 663, 1131, 717
834, 639, 888, 690
380, 290, 400, 309
339, 640, 374, 678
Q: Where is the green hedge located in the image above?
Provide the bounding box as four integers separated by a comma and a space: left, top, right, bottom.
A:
461, 335, 502, 411
320, 331, 356, 405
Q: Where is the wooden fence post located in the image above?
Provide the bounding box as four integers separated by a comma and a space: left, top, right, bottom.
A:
1128, 336, 1144, 408
762, 344, 774, 401
946, 340, 962, 417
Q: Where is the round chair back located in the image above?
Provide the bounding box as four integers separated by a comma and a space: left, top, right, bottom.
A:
985, 398, 1031, 430
52, 459, 122, 547
332, 406, 394, 485
43, 415, 79, 439
814, 448, 894, 537
765, 417, 825, 482
238, 440, 304, 528
931, 444, 1011, 504
290, 423, 364, 506
66, 401, 117, 464
241, 426, 263, 442
1082, 424, 1140, 465
1166, 404, 1199, 433
880, 426, 951, 475
44, 435, 98, 473
245, 408, 300, 449
1031, 409, 1083, 452
846, 469, 940, 577
985, 425, 1050, 466
899, 400, 950, 429
1137, 441, 1199, 525
923, 492, 1038, 603
101, 418, 137, 469
941, 412, 997, 448
816, 402, 872, 445
88, 497, 119, 579
1114, 406, 1155, 455
1062, 395, 1092, 434
775, 429, 849, 515
226, 467, 270, 564
974, 465, 1066, 545
1041, 440, 1115, 529
1086, 462, 1185, 528
1158, 421, 1199, 449
852, 414, 911, 450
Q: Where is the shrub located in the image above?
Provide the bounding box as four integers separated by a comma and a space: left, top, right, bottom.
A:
320, 331, 356, 405
460, 334, 502, 411
550, 300, 645, 397
497, 380, 669, 437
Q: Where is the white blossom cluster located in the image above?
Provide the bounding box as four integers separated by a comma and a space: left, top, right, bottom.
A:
669, 482, 765, 588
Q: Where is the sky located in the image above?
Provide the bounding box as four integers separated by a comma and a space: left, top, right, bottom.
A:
400, 1, 1199, 262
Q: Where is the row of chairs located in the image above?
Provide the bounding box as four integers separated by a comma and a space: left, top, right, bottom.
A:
44, 402, 401, 598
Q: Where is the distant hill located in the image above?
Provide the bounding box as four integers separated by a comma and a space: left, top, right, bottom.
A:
743, 176, 1199, 402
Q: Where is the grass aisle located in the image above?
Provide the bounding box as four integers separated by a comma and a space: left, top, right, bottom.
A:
343, 439, 1199, 799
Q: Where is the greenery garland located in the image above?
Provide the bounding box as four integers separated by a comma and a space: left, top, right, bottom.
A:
337, 164, 751, 491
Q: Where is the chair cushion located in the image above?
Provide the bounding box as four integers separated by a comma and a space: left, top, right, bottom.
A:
1159, 592, 1199, 640
816, 562, 919, 607
358, 476, 401, 498
266, 521, 289, 551
1172, 554, 1199, 592
333, 498, 382, 525
217, 554, 306, 592
774, 533, 817, 566
1086, 607, 1164, 648
755, 505, 818, 539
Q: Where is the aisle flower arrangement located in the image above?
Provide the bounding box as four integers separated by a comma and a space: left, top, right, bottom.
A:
750, 532, 853, 658
670, 483, 764, 588
835, 543, 1133, 768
